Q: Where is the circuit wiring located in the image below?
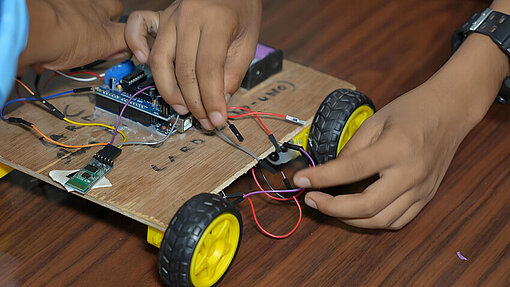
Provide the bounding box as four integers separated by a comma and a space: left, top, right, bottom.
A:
41, 71, 104, 93
3, 68, 313, 239
7, 79, 127, 147
220, 106, 315, 238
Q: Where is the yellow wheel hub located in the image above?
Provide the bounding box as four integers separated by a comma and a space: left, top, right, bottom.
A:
190, 213, 240, 287
0, 162, 13, 179
337, 105, 374, 156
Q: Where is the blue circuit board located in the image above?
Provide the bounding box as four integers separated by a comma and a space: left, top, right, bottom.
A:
94, 85, 174, 123
94, 45, 281, 132
94, 61, 192, 134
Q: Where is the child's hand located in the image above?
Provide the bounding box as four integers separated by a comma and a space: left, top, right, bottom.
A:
293, 81, 479, 230
292, 1, 510, 231
19, 0, 128, 73
125, 0, 262, 130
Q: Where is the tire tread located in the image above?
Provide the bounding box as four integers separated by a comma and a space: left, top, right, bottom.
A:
309, 89, 375, 164
158, 193, 242, 287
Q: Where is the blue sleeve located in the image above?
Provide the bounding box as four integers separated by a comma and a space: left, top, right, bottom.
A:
0, 0, 29, 105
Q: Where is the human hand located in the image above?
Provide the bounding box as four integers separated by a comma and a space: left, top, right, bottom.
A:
293, 81, 481, 230
125, 0, 262, 130
18, 0, 128, 73
291, 1, 510, 231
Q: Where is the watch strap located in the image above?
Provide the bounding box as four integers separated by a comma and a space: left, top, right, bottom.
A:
452, 8, 510, 105
452, 8, 510, 55
474, 10, 510, 55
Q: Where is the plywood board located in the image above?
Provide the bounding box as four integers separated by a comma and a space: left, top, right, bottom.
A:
0, 60, 354, 231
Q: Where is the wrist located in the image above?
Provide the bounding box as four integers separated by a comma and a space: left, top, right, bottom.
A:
429, 32, 509, 126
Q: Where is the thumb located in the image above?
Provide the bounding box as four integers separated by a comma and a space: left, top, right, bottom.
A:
293, 133, 395, 189
125, 10, 160, 64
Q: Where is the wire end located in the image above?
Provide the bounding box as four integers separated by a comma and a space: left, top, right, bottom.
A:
285, 115, 306, 125
227, 120, 244, 142
268, 134, 281, 153
282, 142, 302, 151
7, 117, 33, 127
73, 87, 93, 93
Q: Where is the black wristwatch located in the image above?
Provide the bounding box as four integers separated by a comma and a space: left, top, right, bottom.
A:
452, 8, 510, 104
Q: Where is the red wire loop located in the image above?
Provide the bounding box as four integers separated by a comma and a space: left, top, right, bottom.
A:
228, 106, 310, 238
246, 196, 302, 239
246, 167, 303, 239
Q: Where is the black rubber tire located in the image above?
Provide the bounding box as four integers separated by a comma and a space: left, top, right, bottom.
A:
158, 193, 243, 287
309, 89, 375, 164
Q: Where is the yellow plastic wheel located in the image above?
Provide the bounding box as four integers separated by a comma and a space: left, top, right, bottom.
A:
0, 162, 13, 179
158, 193, 243, 287
309, 89, 375, 164
190, 213, 240, 287
336, 105, 374, 156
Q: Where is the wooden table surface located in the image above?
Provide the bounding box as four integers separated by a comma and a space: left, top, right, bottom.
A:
1, 0, 509, 286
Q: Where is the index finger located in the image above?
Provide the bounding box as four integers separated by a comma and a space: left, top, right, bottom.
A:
294, 133, 397, 189
125, 10, 160, 64
305, 168, 413, 218
196, 23, 232, 127
150, 20, 186, 114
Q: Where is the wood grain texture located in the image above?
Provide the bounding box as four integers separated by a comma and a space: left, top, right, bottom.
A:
0, 61, 353, 231
1, 0, 509, 286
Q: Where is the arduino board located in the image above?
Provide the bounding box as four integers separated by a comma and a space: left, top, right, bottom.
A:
94, 43, 282, 134
94, 61, 193, 134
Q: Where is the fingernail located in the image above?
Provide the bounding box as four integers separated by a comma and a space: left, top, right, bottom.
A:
134, 50, 147, 63
305, 197, 317, 209
199, 118, 214, 130
209, 111, 225, 127
172, 105, 189, 115
225, 93, 231, 103
293, 175, 311, 188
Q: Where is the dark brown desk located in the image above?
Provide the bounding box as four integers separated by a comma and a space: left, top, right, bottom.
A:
1, 0, 508, 286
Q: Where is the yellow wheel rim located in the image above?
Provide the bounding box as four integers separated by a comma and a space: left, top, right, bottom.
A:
337, 105, 374, 156
190, 213, 240, 287
0, 162, 13, 179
